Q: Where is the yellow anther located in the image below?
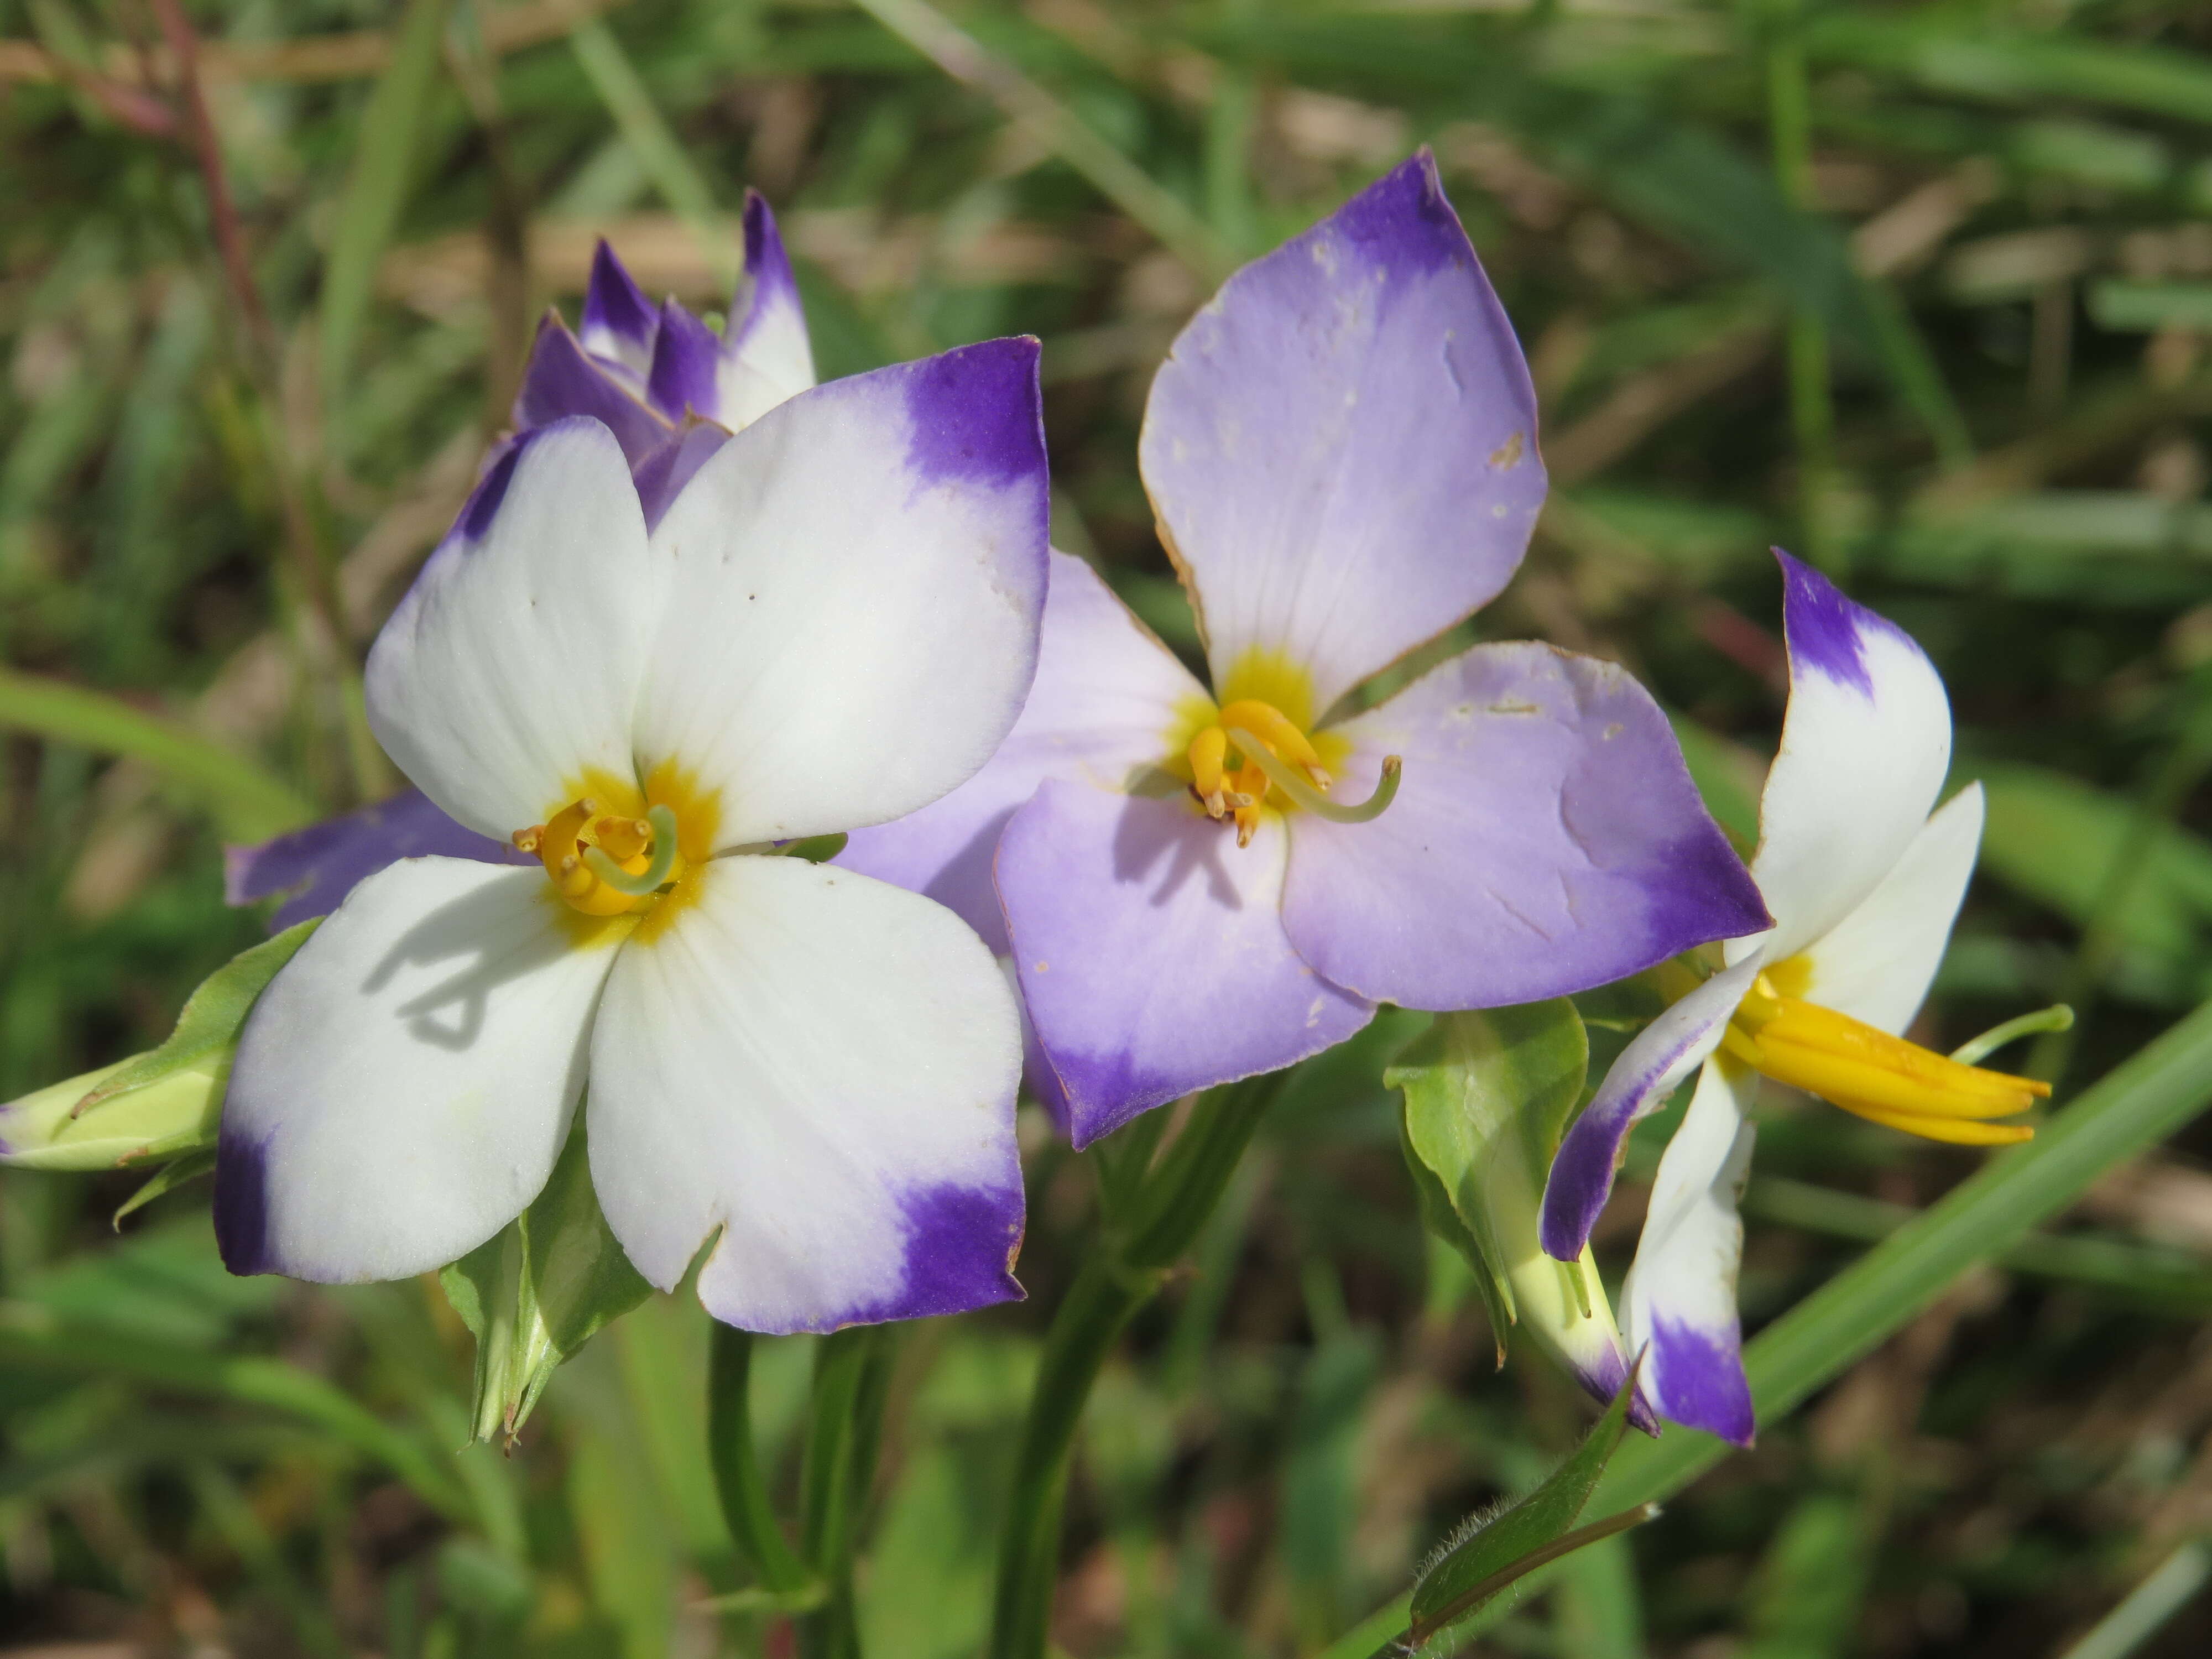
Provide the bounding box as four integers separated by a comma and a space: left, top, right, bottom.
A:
1217, 700, 1324, 772
595, 815, 651, 862
1723, 973, 2046, 1144
1182, 695, 1348, 837
1188, 726, 1229, 815
520, 795, 677, 917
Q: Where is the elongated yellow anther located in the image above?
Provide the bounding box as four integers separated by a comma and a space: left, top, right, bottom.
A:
1820, 1096, 2036, 1146
1177, 691, 1391, 847
1217, 700, 1324, 773
1188, 726, 1229, 814
1723, 970, 2045, 1143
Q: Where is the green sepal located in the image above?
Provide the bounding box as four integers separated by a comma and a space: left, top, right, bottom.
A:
2, 919, 322, 1172
0, 921, 318, 1171
76, 920, 320, 1114
783, 832, 849, 863
1407, 1366, 1646, 1637
111, 1149, 218, 1228
441, 1117, 653, 1446
1387, 1004, 1630, 1386
1397, 1112, 1515, 1358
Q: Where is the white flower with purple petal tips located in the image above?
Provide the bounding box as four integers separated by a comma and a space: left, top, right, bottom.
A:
840, 151, 1769, 1148
228, 194, 821, 931
1539, 550, 2046, 1445
214, 340, 1050, 1335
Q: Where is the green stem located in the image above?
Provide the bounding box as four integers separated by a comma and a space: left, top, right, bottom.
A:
797, 1326, 892, 1659
989, 1073, 1282, 1659
707, 1326, 816, 1595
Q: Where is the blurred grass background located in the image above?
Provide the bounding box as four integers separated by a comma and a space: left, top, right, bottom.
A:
4, 0, 2212, 1653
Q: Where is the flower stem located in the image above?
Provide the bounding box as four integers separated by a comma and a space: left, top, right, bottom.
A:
988, 1073, 1284, 1659
796, 1324, 895, 1659
706, 1326, 817, 1597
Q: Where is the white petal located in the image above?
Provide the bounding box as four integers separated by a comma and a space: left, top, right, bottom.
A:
587, 855, 1025, 1333
1794, 783, 1984, 1036
1734, 553, 1953, 965
1620, 1057, 1759, 1446
632, 342, 1048, 848
215, 858, 623, 1282
837, 549, 1209, 952
366, 420, 657, 840
1540, 948, 1767, 1262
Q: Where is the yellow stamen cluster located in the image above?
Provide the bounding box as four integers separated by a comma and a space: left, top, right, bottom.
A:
513, 797, 681, 916
1186, 698, 1334, 847
1721, 973, 2046, 1145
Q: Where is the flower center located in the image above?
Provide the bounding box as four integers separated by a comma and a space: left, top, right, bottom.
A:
1720, 971, 2046, 1145
1180, 697, 1403, 848
512, 798, 687, 917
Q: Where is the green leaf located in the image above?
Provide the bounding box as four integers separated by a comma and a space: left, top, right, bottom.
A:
1389, 1005, 1630, 1387
321, 0, 453, 410
1408, 1369, 1643, 1636
0, 666, 316, 839
441, 1119, 651, 1446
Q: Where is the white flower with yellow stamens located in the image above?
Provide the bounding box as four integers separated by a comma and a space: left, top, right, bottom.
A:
1539, 550, 2045, 1445
214, 340, 1051, 1335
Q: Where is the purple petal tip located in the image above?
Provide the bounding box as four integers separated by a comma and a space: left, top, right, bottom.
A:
645, 297, 722, 424
902, 337, 1045, 491
1581, 1347, 1665, 1438
213, 1128, 274, 1276
1774, 547, 1911, 700
1328, 147, 1471, 278
512, 312, 670, 467
456, 430, 531, 544
881, 1178, 1026, 1320
582, 240, 658, 360
1650, 1316, 1755, 1446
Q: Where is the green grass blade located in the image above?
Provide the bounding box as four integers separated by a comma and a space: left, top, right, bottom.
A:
850, 0, 1235, 281
0, 1303, 470, 1517
0, 666, 316, 839
320, 0, 452, 414
566, 15, 734, 288
2057, 1542, 2212, 1659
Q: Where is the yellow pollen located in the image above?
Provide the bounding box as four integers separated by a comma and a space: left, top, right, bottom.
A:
1723, 972, 2045, 1146
1183, 697, 1337, 847
514, 795, 686, 917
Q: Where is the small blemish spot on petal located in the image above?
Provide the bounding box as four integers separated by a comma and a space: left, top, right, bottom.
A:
1490, 431, 1524, 468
